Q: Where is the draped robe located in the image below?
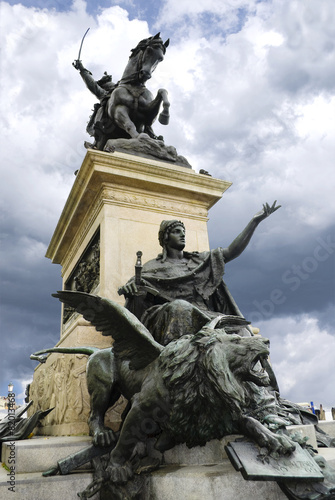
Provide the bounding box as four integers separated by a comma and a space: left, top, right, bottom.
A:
124, 248, 250, 345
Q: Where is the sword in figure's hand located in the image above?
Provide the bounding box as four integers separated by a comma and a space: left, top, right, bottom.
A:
73, 27, 90, 70
135, 251, 143, 287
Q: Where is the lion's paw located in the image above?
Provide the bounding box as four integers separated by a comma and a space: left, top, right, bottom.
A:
105, 462, 133, 484
92, 428, 117, 448
267, 432, 296, 457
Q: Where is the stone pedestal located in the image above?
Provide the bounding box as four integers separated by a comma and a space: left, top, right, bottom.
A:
29, 150, 231, 436
4, 425, 334, 500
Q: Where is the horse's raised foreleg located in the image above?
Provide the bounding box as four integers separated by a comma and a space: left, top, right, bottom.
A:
143, 89, 170, 140
114, 104, 139, 138
157, 89, 170, 125
144, 89, 170, 127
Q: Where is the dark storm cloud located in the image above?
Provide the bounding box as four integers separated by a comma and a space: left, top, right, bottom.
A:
209, 224, 335, 323
0, 230, 62, 397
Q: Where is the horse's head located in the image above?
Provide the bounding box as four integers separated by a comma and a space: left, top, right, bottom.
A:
121, 33, 169, 85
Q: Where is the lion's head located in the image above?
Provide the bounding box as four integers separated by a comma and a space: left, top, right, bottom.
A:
159, 329, 271, 447
215, 331, 271, 387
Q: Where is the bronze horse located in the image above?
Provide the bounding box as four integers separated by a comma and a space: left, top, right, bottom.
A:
89, 33, 170, 150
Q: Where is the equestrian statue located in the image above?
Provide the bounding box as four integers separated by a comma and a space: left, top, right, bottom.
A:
73, 31, 170, 151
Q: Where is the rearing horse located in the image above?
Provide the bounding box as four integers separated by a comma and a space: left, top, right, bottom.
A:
103, 33, 170, 147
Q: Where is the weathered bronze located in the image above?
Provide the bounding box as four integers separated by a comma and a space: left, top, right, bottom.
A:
73, 32, 170, 151
0, 402, 53, 451
63, 232, 100, 323
119, 202, 280, 345
83, 201, 280, 445
226, 439, 324, 481
37, 290, 334, 499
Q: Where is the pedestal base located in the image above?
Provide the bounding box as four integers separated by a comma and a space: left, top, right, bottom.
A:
2, 424, 333, 500
148, 463, 287, 500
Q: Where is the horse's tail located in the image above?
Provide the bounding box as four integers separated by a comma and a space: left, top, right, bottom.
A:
30, 346, 100, 361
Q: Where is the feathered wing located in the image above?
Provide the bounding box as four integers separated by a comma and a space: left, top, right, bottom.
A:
52, 291, 163, 369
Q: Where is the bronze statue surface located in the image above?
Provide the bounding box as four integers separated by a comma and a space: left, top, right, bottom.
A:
119, 202, 280, 345
73, 32, 171, 154
36, 290, 334, 500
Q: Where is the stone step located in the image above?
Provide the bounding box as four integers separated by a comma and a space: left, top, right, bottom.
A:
286, 424, 317, 449
0, 459, 288, 500
1, 436, 92, 474
2, 452, 333, 500
0, 466, 94, 500
147, 462, 288, 500
149, 435, 243, 465
317, 447, 335, 467
318, 420, 335, 438
1, 428, 334, 500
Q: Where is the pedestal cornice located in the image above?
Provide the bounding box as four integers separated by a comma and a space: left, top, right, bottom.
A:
46, 150, 232, 266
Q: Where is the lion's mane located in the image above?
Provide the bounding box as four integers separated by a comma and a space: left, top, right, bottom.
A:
158, 330, 251, 448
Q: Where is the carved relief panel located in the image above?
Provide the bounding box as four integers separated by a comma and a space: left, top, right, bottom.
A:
63, 229, 100, 324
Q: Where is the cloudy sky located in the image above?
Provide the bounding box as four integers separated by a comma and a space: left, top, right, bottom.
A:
0, 0, 334, 410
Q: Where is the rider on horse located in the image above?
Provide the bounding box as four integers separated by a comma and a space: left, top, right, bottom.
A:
73, 33, 170, 151
73, 59, 117, 149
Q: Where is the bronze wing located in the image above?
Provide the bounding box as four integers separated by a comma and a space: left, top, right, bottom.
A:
52, 291, 163, 369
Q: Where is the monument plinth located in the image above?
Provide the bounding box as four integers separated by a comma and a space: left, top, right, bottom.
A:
29, 149, 231, 436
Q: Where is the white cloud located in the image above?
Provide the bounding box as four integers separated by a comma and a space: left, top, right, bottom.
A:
258, 314, 335, 407
155, 0, 335, 239
157, 0, 258, 31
